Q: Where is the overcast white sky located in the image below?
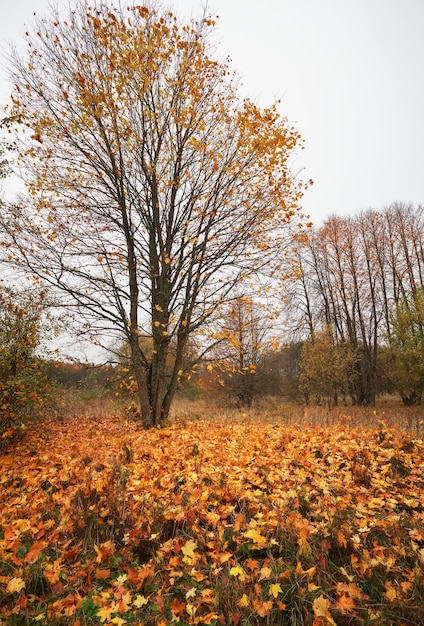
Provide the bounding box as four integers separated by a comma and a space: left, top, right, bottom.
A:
1, 0, 424, 225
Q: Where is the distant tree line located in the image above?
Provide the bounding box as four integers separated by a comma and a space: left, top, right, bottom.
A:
291, 202, 424, 406
212, 202, 424, 408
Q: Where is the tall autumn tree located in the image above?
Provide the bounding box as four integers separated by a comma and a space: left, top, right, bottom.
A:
2, 2, 308, 427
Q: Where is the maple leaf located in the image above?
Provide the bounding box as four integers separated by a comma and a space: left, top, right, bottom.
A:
269, 582, 283, 598
384, 587, 397, 602
238, 594, 249, 607
244, 528, 267, 549
335, 594, 355, 614
7, 577, 26, 594
25, 540, 47, 564
97, 606, 113, 623
339, 566, 354, 582
199, 613, 219, 624
170, 598, 185, 615
182, 539, 197, 563
298, 535, 312, 557
229, 566, 246, 581
252, 598, 273, 617
258, 565, 273, 580
43, 559, 61, 584
312, 595, 337, 626
116, 573, 128, 584
217, 551, 232, 564
346, 582, 363, 599
34, 614, 46, 622
94, 540, 114, 563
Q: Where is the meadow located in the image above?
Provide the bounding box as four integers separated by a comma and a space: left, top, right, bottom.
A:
0, 398, 423, 625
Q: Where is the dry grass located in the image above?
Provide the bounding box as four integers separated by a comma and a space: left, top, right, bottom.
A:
170, 395, 424, 436
54, 388, 129, 420
52, 388, 424, 437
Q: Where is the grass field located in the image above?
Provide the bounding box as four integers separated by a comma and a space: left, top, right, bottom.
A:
0, 400, 423, 625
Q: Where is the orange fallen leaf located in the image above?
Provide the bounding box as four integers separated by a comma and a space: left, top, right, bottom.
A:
335, 594, 355, 614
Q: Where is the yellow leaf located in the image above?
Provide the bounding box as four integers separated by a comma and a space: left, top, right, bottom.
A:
133, 595, 148, 608
339, 566, 354, 582
312, 595, 336, 625
116, 573, 128, 584
238, 593, 249, 607
186, 603, 196, 617
304, 566, 316, 578
97, 606, 113, 623
269, 583, 283, 598
7, 577, 26, 594
182, 539, 197, 563
155, 304, 163, 312
298, 535, 311, 556
244, 528, 267, 549
229, 566, 246, 581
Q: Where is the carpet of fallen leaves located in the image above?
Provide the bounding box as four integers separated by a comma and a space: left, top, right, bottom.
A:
0, 416, 423, 626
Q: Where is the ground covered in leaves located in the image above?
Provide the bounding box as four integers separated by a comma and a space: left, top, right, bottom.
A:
0, 416, 423, 625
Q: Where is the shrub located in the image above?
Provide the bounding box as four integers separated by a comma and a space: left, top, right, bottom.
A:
0, 286, 54, 447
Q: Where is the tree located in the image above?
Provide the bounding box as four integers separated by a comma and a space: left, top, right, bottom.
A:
2, 2, 308, 427
209, 296, 277, 407
0, 117, 55, 444
299, 327, 355, 407
0, 114, 22, 180
289, 205, 424, 405
386, 287, 424, 405
0, 286, 53, 444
